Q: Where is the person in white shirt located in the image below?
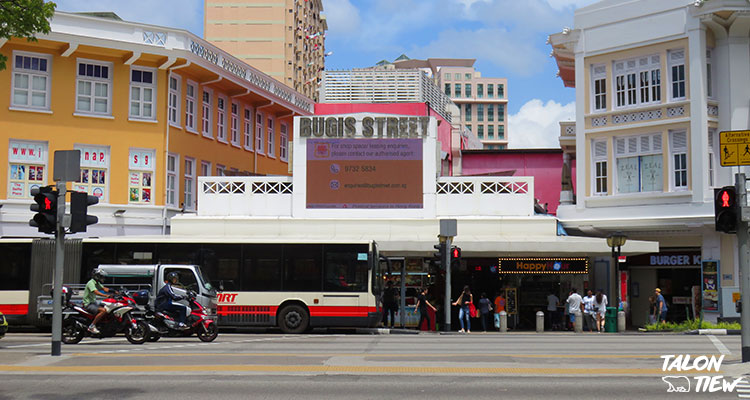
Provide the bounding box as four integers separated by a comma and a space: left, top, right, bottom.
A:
594, 290, 608, 333
566, 288, 583, 329
582, 290, 596, 332
546, 292, 560, 330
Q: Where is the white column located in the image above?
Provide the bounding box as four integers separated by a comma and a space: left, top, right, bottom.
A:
726, 17, 750, 178
687, 21, 709, 202
574, 40, 586, 209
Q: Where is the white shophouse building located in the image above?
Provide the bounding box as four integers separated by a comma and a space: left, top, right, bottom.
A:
171, 112, 657, 328
550, 0, 750, 325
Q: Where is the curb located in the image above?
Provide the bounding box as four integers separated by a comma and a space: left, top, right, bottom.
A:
686, 329, 740, 335
355, 328, 420, 335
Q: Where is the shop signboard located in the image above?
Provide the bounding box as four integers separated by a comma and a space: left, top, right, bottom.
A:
701, 260, 719, 312
497, 258, 588, 274
504, 288, 517, 315
306, 138, 423, 209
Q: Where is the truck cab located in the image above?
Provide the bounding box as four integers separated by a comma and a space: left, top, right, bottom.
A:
96, 264, 217, 318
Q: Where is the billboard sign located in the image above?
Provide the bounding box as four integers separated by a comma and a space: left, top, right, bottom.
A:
306, 138, 423, 209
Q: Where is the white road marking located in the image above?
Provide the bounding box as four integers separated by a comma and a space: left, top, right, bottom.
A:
707, 334, 731, 355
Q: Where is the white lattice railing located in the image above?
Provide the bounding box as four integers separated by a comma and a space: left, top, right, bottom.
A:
197, 176, 535, 217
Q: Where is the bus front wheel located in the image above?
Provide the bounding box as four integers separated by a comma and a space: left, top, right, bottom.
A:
278, 304, 309, 334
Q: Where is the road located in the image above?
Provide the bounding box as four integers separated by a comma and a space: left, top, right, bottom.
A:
0, 331, 747, 399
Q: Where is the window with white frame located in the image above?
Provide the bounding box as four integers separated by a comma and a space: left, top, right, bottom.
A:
591, 64, 606, 112
166, 153, 178, 207
256, 112, 264, 155
202, 89, 212, 138
168, 75, 181, 126
230, 102, 240, 146
668, 49, 686, 100
201, 161, 211, 177
8, 140, 47, 199
185, 81, 197, 132
12, 52, 51, 110
615, 134, 663, 194
73, 145, 110, 202
243, 107, 253, 151
183, 157, 195, 211
280, 123, 288, 161
129, 67, 156, 120
592, 139, 608, 195
76, 59, 112, 115
128, 149, 156, 204
267, 117, 275, 157
217, 96, 227, 142
708, 128, 716, 188
670, 130, 688, 190
613, 55, 660, 108
216, 164, 226, 176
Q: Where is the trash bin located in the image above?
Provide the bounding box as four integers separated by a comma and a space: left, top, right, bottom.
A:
605, 307, 617, 333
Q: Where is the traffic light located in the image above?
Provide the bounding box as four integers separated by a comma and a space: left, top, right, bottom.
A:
714, 186, 738, 234
432, 242, 446, 270
29, 185, 58, 234
70, 191, 99, 233
451, 246, 461, 267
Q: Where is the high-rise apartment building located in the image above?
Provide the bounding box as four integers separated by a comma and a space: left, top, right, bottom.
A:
392, 58, 508, 150
204, 0, 327, 101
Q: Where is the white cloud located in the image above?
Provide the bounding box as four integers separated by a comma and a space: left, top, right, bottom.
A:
508, 99, 575, 149
54, 0, 203, 36
323, 0, 361, 35
545, 0, 599, 11
410, 28, 546, 76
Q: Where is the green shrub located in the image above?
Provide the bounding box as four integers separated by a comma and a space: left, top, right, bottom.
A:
643, 320, 741, 332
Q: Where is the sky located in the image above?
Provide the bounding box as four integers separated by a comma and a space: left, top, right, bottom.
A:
53, 0, 600, 149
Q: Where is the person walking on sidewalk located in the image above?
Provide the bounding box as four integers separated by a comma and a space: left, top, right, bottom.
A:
478, 292, 493, 332
546, 291, 560, 330
414, 287, 436, 331
655, 288, 668, 325
594, 290, 608, 332
453, 286, 474, 333
382, 281, 399, 328
493, 292, 505, 330
566, 288, 583, 330
582, 290, 596, 332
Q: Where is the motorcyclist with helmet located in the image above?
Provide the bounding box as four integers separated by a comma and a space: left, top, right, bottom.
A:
82, 268, 113, 334
155, 272, 189, 329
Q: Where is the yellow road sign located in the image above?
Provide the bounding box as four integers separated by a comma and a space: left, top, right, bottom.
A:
720, 130, 750, 166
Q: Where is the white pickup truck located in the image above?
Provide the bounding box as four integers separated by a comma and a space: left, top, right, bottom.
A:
37, 264, 218, 319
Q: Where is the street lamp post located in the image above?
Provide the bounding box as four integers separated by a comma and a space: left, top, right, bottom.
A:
606, 232, 628, 310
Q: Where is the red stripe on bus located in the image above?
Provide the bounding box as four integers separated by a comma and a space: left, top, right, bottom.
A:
0, 304, 28, 315
217, 305, 376, 317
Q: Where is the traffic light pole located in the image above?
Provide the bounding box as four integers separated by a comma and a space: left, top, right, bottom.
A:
443, 236, 452, 332
737, 173, 750, 362
51, 181, 66, 356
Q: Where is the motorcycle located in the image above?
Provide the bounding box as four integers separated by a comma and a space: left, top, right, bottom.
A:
60, 287, 150, 345
145, 290, 218, 342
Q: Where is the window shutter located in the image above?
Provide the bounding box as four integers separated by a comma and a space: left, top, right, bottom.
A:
708, 128, 716, 151
594, 140, 607, 159
671, 130, 687, 151
652, 134, 662, 152
616, 138, 626, 155
640, 135, 650, 152
628, 137, 638, 154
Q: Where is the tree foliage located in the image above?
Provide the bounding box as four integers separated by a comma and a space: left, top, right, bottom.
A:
0, 0, 57, 70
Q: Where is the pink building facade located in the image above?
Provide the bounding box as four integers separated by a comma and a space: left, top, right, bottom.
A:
461, 149, 576, 215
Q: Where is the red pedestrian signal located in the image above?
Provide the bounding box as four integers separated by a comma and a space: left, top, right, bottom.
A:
714, 186, 738, 234
29, 185, 58, 234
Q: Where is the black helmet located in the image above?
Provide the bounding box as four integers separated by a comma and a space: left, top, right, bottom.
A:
92, 268, 105, 283
166, 272, 179, 283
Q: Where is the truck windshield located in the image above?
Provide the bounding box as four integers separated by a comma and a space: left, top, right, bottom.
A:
195, 267, 213, 292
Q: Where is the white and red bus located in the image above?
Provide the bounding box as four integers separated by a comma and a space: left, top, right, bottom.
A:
0, 237, 383, 333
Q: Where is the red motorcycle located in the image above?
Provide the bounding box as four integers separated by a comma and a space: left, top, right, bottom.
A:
144, 290, 218, 342
60, 287, 150, 345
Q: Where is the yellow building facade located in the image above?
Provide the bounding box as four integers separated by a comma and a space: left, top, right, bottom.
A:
0, 12, 313, 237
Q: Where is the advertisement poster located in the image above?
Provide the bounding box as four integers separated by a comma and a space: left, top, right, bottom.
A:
306, 139, 423, 209
702, 260, 719, 312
